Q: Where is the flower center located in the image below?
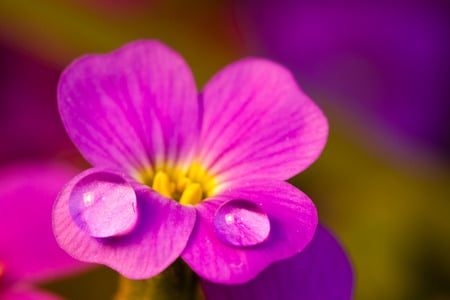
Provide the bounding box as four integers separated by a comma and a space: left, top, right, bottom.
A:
139, 161, 216, 206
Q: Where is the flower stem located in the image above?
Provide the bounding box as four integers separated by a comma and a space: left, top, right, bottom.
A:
114, 259, 204, 300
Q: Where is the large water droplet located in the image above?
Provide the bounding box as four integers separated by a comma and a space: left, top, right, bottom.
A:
69, 171, 138, 238
213, 199, 270, 247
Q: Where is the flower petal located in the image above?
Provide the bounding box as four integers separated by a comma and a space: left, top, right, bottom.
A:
53, 168, 197, 279
197, 58, 328, 184
200, 225, 354, 300
181, 180, 317, 284
0, 163, 88, 284
58, 40, 199, 173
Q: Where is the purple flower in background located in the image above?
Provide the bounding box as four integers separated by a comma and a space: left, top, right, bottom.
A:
201, 225, 354, 300
235, 0, 450, 159
0, 163, 88, 300
0, 43, 75, 165
53, 40, 328, 284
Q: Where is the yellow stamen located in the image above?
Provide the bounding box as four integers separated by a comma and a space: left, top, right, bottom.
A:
152, 171, 173, 199
176, 177, 192, 193
179, 183, 203, 206
186, 161, 216, 197
139, 161, 217, 205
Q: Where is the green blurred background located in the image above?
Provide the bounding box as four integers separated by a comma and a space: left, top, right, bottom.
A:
1, 0, 449, 299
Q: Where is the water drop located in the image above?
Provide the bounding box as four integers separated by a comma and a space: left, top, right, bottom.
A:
69, 171, 138, 238
213, 199, 270, 247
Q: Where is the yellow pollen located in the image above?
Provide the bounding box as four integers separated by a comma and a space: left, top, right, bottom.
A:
141, 161, 216, 205
176, 177, 192, 192
152, 171, 174, 199
179, 183, 203, 206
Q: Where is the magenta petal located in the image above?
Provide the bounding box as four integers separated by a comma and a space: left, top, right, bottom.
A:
58, 40, 199, 173
200, 225, 354, 300
0, 163, 88, 284
53, 168, 197, 279
181, 180, 317, 284
197, 58, 328, 184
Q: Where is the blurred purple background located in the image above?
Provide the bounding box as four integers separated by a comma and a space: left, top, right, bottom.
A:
236, 0, 450, 164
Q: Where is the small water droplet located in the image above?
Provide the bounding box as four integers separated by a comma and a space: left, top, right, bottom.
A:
213, 199, 270, 247
69, 171, 138, 238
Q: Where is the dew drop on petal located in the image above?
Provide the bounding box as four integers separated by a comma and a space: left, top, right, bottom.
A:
213, 199, 270, 247
69, 171, 138, 238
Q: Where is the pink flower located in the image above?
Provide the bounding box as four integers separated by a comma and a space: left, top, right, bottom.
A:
0, 163, 89, 299
53, 40, 328, 283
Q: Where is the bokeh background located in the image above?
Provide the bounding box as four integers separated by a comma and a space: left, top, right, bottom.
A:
1, 0, 449, 299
